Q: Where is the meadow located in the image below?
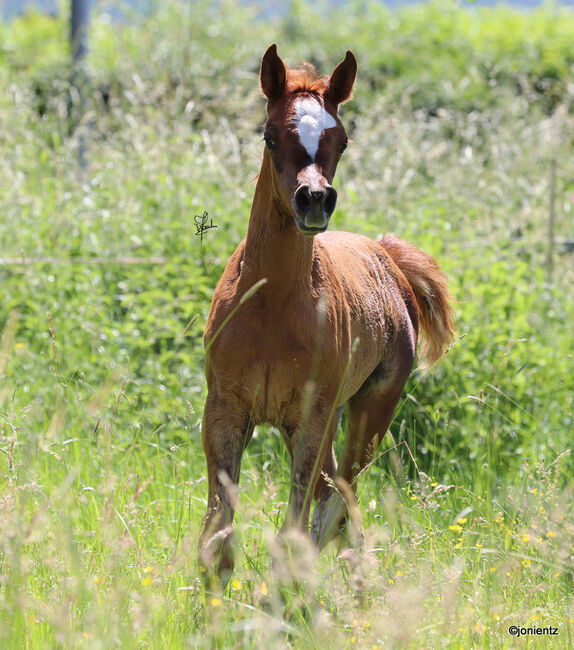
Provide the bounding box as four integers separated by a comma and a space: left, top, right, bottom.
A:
0, 0, 573, 647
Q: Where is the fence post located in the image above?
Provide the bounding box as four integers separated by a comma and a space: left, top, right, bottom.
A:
70, 0, 91, 169
546, 159, 556, 280
71, 0, 89, 63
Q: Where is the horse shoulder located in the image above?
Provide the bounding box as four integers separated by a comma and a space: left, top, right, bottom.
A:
314, 232, 417, 383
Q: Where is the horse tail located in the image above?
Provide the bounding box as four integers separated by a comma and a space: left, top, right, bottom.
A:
379, 234, 456, 368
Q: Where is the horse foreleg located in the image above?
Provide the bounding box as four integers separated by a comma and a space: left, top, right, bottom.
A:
310, 445, 343, 546
311, 404, 350, 547
198, 391, 253, 590
281, 416, 336, 535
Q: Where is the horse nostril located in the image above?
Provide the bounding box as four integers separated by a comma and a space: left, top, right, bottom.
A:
295, 184, 338, 220
294, 186, 312, 214
323, 186, 338, 216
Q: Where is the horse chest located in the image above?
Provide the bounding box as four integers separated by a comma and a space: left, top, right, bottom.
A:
209, 304, 320, 424
236, 341, 313, 425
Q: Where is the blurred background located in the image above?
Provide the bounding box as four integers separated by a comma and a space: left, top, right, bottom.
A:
4, 0, 574, 19
0, 1, 573, 647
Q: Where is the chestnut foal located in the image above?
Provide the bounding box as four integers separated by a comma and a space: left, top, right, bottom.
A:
198, 45, 455, 586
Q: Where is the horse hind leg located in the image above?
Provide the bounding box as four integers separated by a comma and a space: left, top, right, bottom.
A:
345, 351, 414, 478
317, 359, 412, 548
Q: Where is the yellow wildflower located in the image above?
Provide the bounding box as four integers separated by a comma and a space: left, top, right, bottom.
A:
474, 621, 486, 635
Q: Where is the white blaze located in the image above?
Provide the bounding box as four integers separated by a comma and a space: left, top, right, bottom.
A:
293, 97, 337, 160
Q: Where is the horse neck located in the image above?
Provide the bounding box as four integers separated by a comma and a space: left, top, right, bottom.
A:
243, 150, 314, 288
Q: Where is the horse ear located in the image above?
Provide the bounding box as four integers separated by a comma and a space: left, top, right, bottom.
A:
260, 44, 286, 100
325, 50, 357, 107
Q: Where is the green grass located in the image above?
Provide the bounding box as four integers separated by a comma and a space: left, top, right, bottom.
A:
1, 0, 573, 647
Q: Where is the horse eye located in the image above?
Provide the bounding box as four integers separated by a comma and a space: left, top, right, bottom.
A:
338, 140, 348, 155
264, 135, 276, 151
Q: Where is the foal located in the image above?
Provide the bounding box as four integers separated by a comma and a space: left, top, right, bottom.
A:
198, 45, 455, 586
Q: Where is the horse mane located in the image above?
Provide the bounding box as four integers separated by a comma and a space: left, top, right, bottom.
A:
286, 62, 330, 94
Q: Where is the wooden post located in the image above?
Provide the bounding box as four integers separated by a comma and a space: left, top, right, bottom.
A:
71, 0, 89, 63
546, 159, 556, 280
71, 0, 90, 169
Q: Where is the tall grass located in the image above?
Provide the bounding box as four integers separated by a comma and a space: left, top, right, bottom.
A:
0, 0, 573, 646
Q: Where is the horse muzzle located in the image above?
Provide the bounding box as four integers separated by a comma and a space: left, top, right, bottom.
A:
292, 184, 338, 235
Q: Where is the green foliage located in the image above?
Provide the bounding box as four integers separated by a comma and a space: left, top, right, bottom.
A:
0, 0, 573, 647
0, 9, 67, 70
